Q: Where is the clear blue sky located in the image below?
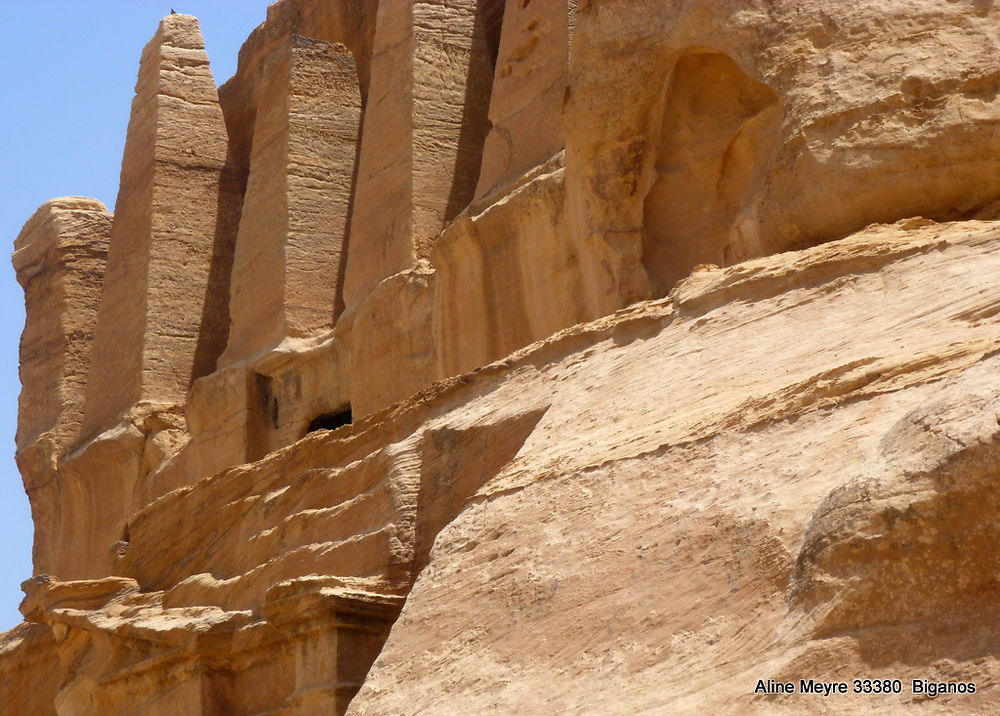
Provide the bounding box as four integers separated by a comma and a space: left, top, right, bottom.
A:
0, 1, 272, 632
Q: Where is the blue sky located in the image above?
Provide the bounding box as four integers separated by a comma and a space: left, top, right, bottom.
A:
0, 1, 272, 631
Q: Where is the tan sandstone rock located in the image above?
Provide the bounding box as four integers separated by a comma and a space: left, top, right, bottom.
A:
8, 0, 1000, 713
342, 0, 505, 309
13, 198, 110, 462
12, 197, 110, 589
351, 219, 1000, 714
81, 14, 239, 442
565, 0, 1000, 313
222, 37, 360, 365
474, 0, 575, 203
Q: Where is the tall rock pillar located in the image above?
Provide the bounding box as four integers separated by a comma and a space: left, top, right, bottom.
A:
221, 36, 361, 366
474, 0, 576, 201
13, 198, 111, 471
12, 198, 111, 577
342, 0, 505, 309
82, 14, 238, 440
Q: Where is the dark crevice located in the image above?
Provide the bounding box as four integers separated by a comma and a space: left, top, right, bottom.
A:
443, 0, 506, 224
191, 155, 243, 382
334, 71, 366, 322
308, 406, 353, 433
246, 372, 274, 462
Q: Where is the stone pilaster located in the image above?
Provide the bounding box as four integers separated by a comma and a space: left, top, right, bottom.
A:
222, 36, 361, 366
342, 0, 505, 309
474, 0, 575, 202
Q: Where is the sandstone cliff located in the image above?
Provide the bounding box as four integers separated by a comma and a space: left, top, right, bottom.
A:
5, 1, 1000, 714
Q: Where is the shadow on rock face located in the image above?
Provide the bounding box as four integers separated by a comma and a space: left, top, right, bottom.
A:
790, 353, 1000, 664
642, 48, 781, 295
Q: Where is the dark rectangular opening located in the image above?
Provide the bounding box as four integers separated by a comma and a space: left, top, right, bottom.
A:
308, 406, 353, 433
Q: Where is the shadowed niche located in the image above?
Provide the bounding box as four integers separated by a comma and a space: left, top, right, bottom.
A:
643, 49, 781, 296
308, 406, 353, 433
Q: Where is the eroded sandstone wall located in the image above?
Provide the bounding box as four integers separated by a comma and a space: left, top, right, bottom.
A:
13, 199, 110, 459
565, 0, 1000, 311
8, 0, 1000, 713
12, 199, 110, 577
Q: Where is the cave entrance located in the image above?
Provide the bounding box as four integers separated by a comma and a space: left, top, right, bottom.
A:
642, 49, 780, 295
307, 406, 353, 433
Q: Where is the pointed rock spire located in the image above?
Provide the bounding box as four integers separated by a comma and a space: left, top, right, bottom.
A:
82, 14, 239, 440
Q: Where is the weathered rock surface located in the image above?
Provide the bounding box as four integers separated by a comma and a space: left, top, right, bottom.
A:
8, 0, 1000, 713
354, 219, 1000, 713
82, 13, 239, 440
16, 14, 242, 583
11, 197, 112, 591
474, 0, 575, 203
565, 0, 1000, 312
222, 37, 360, 365
13, 198, 110, 462
343, 0, 505, 308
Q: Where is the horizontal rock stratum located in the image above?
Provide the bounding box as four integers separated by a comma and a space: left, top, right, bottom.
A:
5, 2, 1000, 714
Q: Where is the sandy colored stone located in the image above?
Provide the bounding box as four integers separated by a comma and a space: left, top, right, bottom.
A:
433, 158, 587, 380
12, 198, 110, 460
0, 622, 59, 713
474, 0, 574, 203
11, 217, 1000, 713
8, 0, 1000, 713
20, 14, 235, 581
565, 0, 1000, 314
173, 331, 352, 492
351, 219, 1000, 714
81, 14, 239, 441
347, 264, 436, 417
222, 37, 360, 365
342, 0, 505, 309
11, 198, 112, 587
9, 572, 401, 715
